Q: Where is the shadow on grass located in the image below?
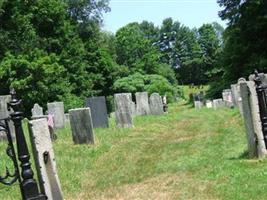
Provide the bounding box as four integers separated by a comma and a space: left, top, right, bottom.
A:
228, 150, 250, 160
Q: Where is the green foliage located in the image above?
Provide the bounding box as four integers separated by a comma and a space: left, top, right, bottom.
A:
0, 49, 71, 115
113, 73, 179, 102
208, 0, 267, 97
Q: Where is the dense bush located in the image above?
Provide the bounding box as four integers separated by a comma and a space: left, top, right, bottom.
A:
113, 73, 181, 102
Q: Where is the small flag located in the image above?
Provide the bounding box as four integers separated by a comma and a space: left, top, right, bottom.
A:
47, 114, 54, 128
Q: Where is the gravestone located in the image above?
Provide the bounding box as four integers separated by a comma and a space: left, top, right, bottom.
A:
31, 103, 44, 119
237, 78, 246, 115
0, 95, 15, 139
231, 84, 239, 107
213, 99, 225, 109
47, 102, 65, 129
28, 118, 63, 200
114, 93, 133, 128
222, 89, 234, 108
194, 101, 203, 109
135, 92, 150, 116
149, 93, 164, 115
69, 108, 95, 144
206, 100, 213, 108
85, 96, 108, 128
64, 113, 70, 125
240, 81, 267, 158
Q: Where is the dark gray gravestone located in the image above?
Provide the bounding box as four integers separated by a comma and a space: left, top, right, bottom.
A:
69, 108, 95, 144
85, 96, 109, 128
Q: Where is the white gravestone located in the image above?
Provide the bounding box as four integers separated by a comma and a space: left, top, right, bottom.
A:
206, 100, 213, 108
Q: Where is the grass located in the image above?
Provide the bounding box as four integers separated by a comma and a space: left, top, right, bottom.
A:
1, 102, 267, 199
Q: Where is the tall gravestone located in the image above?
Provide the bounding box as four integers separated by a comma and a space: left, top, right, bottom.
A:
135, 92, 150, 116
149, 93, 164, 115
240, 81, 267, 158
114, 93, 133, 128
0, 95, 15, 139
85, 96, 109, 128
28, 118, 64, 200
47, 102, 65, 129
69, 108, 95, 144
231, 84, 239, 107
237, 78, 246, 115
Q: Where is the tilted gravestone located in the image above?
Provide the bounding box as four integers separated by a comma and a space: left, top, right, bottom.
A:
69, 108, 95, 144
85, 96, 109, 128
47, 102, 65, 129
149, 93, 164, 115
114, 93, 133, 128
28, 118, 63, 200
240, 81, 267, 158
0, 95, 15, 139
213, 99, 225, 109
31, 103, 44, 119
135, 92, 150, 116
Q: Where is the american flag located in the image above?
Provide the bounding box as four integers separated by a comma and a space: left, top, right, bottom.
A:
47, 114, 54, 128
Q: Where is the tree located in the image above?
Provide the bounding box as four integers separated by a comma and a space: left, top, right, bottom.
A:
217, 0, 267, 81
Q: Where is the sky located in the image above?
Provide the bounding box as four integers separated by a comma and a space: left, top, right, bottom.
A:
102, 0, 227, 33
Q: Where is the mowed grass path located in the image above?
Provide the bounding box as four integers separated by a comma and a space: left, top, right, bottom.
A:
1, 102, 267, 199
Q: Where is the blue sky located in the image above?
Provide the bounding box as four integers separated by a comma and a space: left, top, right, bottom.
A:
102, 0, 227, 33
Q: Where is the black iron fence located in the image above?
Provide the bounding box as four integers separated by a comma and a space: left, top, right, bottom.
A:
254, 71, 267, 147
0, 89, 46, 200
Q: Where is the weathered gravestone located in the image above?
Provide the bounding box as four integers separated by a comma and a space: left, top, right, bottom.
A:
0, 95, 15, 140
231, 84, 239, 107
236, 78, 247, 115
205, 100, 213, 108
85, 96, 109, 128
222, 89, 234, 108
240, 81, 267, 158
64, 113, 70, 125
135, 92, 150, 116
114, 93, 133, 128
69, 108, 95, 144
47, 102, 65, 129
149, 93, 164, 115
213, 99, 225, 109
28, 118, 64, 200
31, 103, 44, 119
194, 101, 203, 109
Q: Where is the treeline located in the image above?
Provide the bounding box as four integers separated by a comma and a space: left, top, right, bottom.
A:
208, 0, 267, 97
0, 0, 224, 115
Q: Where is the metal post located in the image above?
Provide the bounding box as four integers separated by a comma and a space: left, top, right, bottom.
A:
8, 89, 46, 200
254, 71, 267, 147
